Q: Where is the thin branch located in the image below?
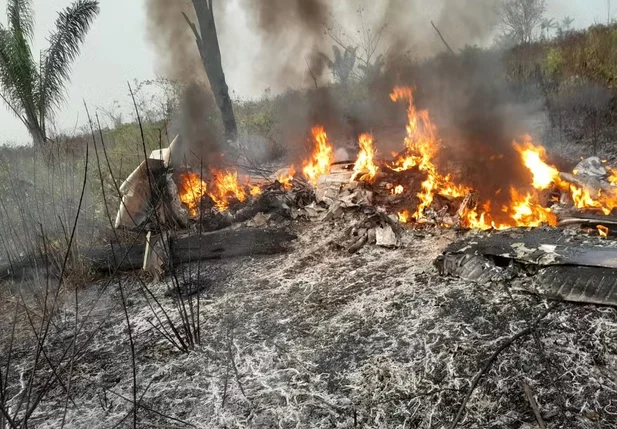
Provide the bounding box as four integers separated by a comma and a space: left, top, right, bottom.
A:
523, 381, 547, 429
448, 305, 555, 429
85, 101, 138, 428
181, 12, 202, 47
431, 20, 455, 54
305, 58, 319, 89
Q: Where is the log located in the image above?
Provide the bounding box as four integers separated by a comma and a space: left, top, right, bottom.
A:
170, 227, 296, 264
0, 227, 296, 282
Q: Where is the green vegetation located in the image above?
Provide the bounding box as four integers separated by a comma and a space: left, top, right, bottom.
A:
0, 0, 100, 146
505, 23, 617, 87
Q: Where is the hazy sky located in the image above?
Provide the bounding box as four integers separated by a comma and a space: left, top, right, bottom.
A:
0, 0, 611, 145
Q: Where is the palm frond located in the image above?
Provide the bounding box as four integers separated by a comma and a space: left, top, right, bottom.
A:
4, 0, 37, 117
332, 45, 342, 64
0, 26, 25, 115
0, 23, 38, 126
40, 0, 99, 118
7, 0, 34, 40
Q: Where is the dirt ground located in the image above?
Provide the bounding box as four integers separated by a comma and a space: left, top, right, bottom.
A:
2, 219, 617, 428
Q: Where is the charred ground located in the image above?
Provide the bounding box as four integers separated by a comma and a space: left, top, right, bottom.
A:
1, 219, 616, 428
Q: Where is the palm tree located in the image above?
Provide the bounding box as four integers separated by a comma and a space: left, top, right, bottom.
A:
540, 18, 557, 40
330, 45, 357, 85
0, 0, 99, 146
562, 16, 575, 32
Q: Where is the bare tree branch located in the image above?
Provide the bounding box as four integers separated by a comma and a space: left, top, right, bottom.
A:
431, 20, 455, 54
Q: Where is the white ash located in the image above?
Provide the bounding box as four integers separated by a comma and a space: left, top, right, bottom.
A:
1, 222, 616, 428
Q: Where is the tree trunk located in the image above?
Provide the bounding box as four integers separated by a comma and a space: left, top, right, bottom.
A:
27, 123, 46, 146
190, 0, 238, 141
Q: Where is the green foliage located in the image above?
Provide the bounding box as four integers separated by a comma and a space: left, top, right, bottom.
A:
235, 98, 276, 136
505, 23, 617, 88
544, 48, 563, 75
101, 121, 167, 180
0, 0, 99, 145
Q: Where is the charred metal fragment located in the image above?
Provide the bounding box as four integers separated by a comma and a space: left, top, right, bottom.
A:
536, 266, 617, 306
438, 228, 617, 307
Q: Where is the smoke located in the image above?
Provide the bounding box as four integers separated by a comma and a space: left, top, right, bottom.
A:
400, 49, 547, 223
382, 0, 500, 58
239, 0, 505, 162
145, 0, 225, 168
170, 82, 224, 169
250, 0, 326, 32
143, 0, 535, 192
241, 0, 331, 88
145, 0, 205, 83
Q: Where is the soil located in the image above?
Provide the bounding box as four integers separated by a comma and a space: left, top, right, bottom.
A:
1, 219, 617, 428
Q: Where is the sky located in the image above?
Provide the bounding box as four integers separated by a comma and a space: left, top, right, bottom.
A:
0, 0, 612, 145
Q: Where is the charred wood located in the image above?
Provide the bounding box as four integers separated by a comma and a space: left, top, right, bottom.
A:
0, 228, 296, 282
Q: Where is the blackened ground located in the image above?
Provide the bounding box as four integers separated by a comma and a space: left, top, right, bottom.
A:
1, 219, 616, 428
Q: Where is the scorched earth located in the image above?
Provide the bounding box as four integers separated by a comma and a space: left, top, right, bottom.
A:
4, 217, 616, 428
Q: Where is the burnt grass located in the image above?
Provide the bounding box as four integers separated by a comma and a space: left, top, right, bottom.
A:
1, 221, 617, 428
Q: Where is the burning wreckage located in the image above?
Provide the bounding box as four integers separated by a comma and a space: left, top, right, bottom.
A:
116, 86, 617, 308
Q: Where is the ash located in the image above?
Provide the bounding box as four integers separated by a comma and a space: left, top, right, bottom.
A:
4, 221, 617, 428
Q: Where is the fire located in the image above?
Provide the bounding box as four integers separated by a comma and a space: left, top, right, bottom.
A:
462, 207, 496, 231
508, 188, 557, 227
512, 137, 617, 215
209, 170, 247, 212
392, 185, 404, 195
608, 167, 617, 185
389, 87, 472, 220
460, 191, 557, 230
276, 165, 296, 190
250, 185, 262, 197
456, 137, 561, 230
398, 210, 410, 223
178, 87, 617, 231
390, 87, 438, 174
179, 173, 209, 217
351, 133, 378, 182
598, 225, 609, 238
178, 168, 262, 216
303, 126, 334, 186
568, 186, 617, 215
514, 137, 562, 190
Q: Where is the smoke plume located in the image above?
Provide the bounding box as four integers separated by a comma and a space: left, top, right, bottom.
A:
145, 0, 224, 168
143, 0, 540, 196
241, 0, 331, 88
382, 0, 501, 58
145, 0, 205, 83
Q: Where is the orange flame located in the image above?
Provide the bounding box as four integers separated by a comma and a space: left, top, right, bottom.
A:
178, 169, 261, 216
250, 185, 262, 197
392, 185, 404, 195
209, 170, 247, 212
398, 210, 410, 224
508, 187, 557, 227
598, 225, 609, 238
457, 137, 560, 230
389, 87, 470, 220
178, 173, 208, 217
608, 167, 617, 186
514, 137, 617, 215
513, 137, 562, 190
276, 165, 296, 190
303, 126, 334, 186
351, 133, 378, 182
